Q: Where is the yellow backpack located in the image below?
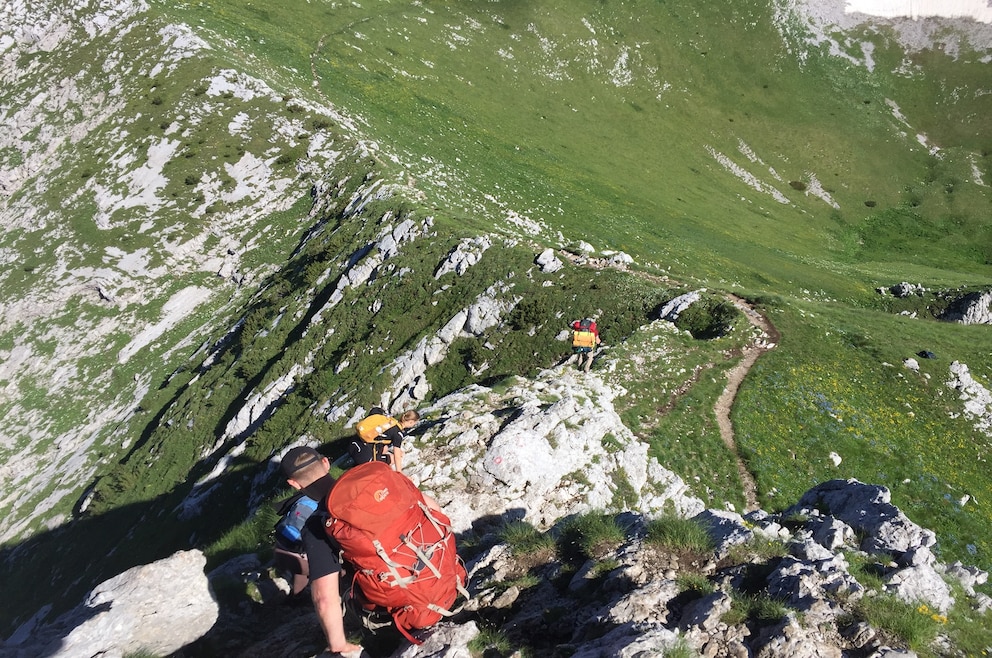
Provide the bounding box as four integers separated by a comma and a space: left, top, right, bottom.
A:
355, 414, 400, 443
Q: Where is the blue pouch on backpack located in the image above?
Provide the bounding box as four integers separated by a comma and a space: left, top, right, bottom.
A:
275, 495, 318, 545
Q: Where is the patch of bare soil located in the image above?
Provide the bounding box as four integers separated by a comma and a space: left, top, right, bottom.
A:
715, 295, 780, 511
638, 543, 717, 578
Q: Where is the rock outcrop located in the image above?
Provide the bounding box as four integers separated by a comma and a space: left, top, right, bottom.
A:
200, 476, 987, 658
942, 289, 992, 325
403, 366, 705, 532
2, 550, 217, 658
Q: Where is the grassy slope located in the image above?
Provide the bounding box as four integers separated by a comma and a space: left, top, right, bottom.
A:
173, 0, 992, 291
3, 0, 992, 638
165, 0, 992, 558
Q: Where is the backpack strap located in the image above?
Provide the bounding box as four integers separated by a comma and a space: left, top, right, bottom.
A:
400, 534, 444, 580
372, 539, 417, 588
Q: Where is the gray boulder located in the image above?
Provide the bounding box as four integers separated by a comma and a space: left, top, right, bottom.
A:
678, 590, 733, 631
434, 236, 493, 278
535, 247, 564, 273
4, 549, 217, 658
693, 508, 753, 558
946, 361, 992, 436
942, 290, 992, 325
788, 479, 936, 558
884, 564, 954, 613
766, 554, 864, 625
391, 621, 480, 657
657, 290, 703, 322
890, 282, 924, 297
754, 615, 842, 658
568, 623, 683, 658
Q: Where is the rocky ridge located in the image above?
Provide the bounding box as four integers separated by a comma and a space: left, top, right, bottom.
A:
0, 0, 396, 544
8, 358, 992, 657
11, 421, 990, 657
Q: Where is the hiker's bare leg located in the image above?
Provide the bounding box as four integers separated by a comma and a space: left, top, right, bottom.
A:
312, 572, 362, 654
391, 446, 404, 473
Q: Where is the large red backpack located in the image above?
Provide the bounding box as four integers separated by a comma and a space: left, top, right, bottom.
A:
325, 461, 468, 643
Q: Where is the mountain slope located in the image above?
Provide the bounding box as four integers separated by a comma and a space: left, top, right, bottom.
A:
1, 0, 991, 644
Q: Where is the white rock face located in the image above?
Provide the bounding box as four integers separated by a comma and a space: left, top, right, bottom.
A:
435, 236, 493, 278
404, 365, 704, 533
656, 290, 703, 322
534, 247, 564, 273
777, 0, 992, 64
946, 360, 992, 436
385, 282, 519, 410
5, 550, 217, 658
0, 0, 369, 545
943, 290, 992, 325
846, 0, 992, 23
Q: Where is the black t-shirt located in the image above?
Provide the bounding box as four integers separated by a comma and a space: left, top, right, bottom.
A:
301, 514, 341, 580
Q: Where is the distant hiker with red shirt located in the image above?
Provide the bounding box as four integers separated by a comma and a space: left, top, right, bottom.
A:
571, 317, 602, 372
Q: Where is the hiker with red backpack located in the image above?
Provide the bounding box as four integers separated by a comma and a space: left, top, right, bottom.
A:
280, 445, 468, 651
325, 459, 468, 644
570, 317, 602, 372
348, 407, 419, 474
281, 446, 364, 657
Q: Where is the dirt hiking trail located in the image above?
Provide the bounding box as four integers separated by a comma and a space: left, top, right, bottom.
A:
716, 294, 780, 511
560, 250, 779, 512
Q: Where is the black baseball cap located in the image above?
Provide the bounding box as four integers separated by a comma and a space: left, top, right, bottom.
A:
281, 446, 324, 478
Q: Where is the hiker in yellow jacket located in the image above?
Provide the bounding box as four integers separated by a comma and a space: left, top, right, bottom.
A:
348, 407, 420, 473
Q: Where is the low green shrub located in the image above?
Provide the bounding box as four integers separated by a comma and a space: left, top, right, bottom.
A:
645, 515, 715, 553
557, 512, 626, 563
722, 534, 789, 564
468, 627, 513, 658
676, 572, 715, 595
843, 551, 886, 591
723, 592, 791, 626
942, 579, 992, 657
850, 594, 943, 654
500, 520, 557, 558
667, 297, 741, 339
663, 639, 700, 658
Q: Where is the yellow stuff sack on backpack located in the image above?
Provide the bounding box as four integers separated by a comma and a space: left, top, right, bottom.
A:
572, 330, 596, 349
356, 414, 399, 442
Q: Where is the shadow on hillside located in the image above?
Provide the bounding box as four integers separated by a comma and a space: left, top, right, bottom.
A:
0, 446, 280, 655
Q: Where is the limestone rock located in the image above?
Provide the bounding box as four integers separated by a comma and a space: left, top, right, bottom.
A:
884, 564, 954, 613
942, 289, 992, 325
391, 621, 480, 657
5, 550, 217, 658
789, 479, 936, 557
435, 236, 493, 278
657, 290, 703, 322
694, 508, 753, 558
946, 361, 992, 437
404, 365, 704, 534
890, 282, 924, 297
535, 248, 564, 273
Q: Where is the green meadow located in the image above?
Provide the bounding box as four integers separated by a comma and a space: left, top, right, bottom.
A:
159, 0, 992, 557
